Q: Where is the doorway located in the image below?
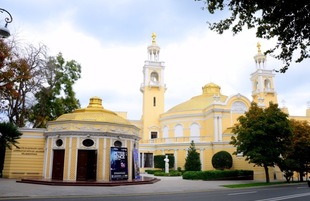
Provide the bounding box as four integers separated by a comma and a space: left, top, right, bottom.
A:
52, 150, 65, 180
76, 150, 97, 181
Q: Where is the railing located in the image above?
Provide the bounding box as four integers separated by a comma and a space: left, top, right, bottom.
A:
140, 136, 211, 144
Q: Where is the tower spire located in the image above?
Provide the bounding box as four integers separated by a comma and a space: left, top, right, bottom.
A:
152, 32, 157, 45
147, 32, 160, 62
254, 42, 266, 69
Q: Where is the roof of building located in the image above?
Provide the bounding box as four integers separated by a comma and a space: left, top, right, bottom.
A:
166, 83, 228, 113
55, 96, 132, 125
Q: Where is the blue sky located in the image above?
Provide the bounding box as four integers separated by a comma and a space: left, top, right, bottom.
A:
2, 0, 310, 120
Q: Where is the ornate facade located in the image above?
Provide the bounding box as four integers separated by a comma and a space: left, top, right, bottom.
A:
2, 34, 310, 181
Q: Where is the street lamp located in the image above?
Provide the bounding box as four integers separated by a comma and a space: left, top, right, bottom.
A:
0, 8, 13, 38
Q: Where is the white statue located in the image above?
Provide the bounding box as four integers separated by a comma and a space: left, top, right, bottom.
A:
164, 155, 169, 173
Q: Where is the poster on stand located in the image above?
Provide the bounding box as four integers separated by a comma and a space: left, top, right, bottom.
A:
110, 147, 128, 180
133, 148, 140, 179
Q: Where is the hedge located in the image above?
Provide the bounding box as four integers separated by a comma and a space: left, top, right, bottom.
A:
154, 170, 182, 176
182, 170, 253, 180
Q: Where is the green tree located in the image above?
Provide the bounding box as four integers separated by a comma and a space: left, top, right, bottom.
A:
0, 122, 22, 177
212, 150, 233, 170
184, 140, 201, 171
286, 119, 310, 181
29, 53, 81, 128
231, 102, 292, 183
196, 0, 310, 73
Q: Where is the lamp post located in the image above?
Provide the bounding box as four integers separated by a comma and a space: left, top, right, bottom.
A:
0, 8, 13, 38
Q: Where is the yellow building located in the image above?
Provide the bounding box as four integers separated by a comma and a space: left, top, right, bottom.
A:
136, 35, 310, 180
2, 34, 310, 181
3, 97, 140, 181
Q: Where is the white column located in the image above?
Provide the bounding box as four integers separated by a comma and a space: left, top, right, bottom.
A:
218, 117, 222, 142
200, 148, 204, 170
102, 138, 106, 180
258, 75, 264, 93
174, 149, 178, 170
141, 152, 144, 168
214, 116, 218, 142
67, 136, 72, 180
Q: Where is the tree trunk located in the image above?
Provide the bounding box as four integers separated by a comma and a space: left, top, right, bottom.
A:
299, 171, 304, 182
263, 164, 270, 183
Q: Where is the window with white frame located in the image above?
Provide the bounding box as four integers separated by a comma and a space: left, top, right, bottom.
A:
174, 124, 183, 138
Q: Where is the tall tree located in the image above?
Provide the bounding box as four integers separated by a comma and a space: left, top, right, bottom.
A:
286, 119, 310, 181
0, 39, 47, 127
231, 102, 292, 183
184, 140, 201, 171
29, 53, 81, 128
196, 0, 310, 73
0, 122, 22, 177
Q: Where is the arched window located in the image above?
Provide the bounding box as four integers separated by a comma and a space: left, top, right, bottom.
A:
163, 126, 168, 138
264, 79, 271, 89
231, 101, 247, 114
190, 123, 200, 142
174, 124, 183, 138
150, 72, 159, 82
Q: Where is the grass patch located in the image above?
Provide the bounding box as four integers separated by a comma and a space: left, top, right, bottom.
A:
222, 181, 286, 188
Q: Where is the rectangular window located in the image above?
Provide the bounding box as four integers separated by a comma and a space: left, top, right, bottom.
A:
151, 131, 158, 139
153, 97, 156, 107
140, 153, 153, 168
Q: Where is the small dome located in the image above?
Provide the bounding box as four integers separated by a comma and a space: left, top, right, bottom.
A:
202, 82, 221, 95
55, 97, 131, 125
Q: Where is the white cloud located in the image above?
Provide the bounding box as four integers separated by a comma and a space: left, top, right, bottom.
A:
2, 0, 309, 120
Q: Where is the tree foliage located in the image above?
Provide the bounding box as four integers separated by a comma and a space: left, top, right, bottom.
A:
29, 53, 81, 128
0, 122, 22, 177
0, 39, 47, 127
212, 150, 233, 170
0, 38, 81, 128
184, 140, 201, 171
279, 119, 310, 182
231, 102, 292, 183
196, 0, 310, 73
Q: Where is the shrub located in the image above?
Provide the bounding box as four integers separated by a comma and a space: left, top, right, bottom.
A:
182, 170, 253, 180
154, 170, 182, 176
182, 171, 204, 180
144, 169, 161, 174
211, 151, 233, 170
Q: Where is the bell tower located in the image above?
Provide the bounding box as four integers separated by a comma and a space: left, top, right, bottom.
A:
250, 42, 278, 107
140, 33, 166, 141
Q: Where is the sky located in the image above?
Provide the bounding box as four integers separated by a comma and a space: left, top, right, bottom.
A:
1, 0, 310, 120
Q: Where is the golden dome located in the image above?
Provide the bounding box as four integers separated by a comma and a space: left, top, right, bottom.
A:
55, 97, 131, 125
202, 82, 221, 95
166, 83, 227, 113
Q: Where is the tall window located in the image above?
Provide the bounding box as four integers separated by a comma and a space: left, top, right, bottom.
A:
151, 131, 158, 139
174, 124, 183, 138
153, 97, 156, 106
190, 123, 200, 142
163, 126, 168, 138
140, 153, 153, 168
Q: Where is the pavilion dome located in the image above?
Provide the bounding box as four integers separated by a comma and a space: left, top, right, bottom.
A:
166, 83, 228, 113
54, 96, 131, 125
